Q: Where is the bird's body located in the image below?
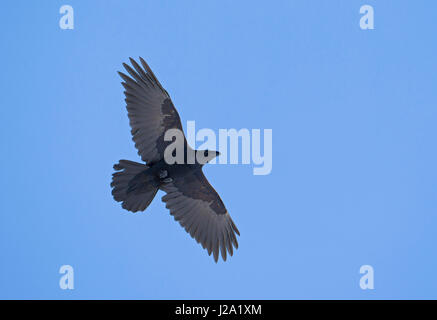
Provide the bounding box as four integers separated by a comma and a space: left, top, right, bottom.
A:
127, 158, 206, 195
111, 58, 239, 262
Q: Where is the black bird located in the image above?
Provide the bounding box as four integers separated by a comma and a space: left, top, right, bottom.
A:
111, 58, 240, 262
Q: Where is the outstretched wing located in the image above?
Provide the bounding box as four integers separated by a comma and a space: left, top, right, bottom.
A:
118, 57, 185, 165
161, 170, 240, 262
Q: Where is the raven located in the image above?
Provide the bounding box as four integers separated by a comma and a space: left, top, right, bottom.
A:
111, 58, 240, 262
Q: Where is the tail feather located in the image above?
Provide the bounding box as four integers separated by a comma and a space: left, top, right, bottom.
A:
111, 160, 158, 213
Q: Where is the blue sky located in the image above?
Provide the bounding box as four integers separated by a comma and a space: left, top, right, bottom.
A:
1, 0, 436, 299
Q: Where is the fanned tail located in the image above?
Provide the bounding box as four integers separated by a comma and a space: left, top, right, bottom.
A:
111, 160, 158, 213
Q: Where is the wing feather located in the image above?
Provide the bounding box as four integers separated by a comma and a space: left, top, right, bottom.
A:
161, 172, 240, 262
118, 57, 185, 165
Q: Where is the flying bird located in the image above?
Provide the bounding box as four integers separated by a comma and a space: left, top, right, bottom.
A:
111, 57, 240, 262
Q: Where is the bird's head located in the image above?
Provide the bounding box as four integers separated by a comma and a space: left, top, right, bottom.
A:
195, 150, 220, 165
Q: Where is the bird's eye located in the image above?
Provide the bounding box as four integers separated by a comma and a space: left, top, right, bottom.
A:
205, 151, 209, 157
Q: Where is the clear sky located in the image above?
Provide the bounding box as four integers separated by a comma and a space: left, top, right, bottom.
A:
1, 0, 436, 299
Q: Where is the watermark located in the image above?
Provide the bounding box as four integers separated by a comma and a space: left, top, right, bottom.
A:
175, 304, 262, 317
163, 121, 272, 175
360, 5, 374, 30
359, 265, 374, 290
59, 5, 74, 30
59, 265, 74, 290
